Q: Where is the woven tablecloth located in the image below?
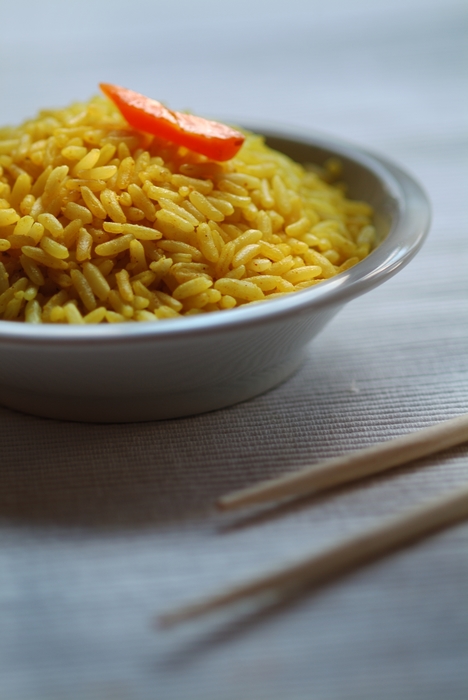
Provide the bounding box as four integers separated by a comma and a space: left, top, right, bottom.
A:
1, 1, 467, 698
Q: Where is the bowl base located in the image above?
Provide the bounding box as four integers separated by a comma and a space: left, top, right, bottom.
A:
0, 352, 305, 423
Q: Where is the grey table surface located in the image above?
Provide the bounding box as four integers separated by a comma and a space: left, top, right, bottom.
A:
1, 1, 467, 698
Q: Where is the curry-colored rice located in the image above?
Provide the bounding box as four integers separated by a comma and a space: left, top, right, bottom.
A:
0, 96, 375, 323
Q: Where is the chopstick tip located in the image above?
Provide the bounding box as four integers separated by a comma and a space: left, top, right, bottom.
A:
215, 496, 233, 511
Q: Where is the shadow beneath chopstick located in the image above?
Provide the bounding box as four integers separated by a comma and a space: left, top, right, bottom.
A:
216, 493, 326, 533
156, 516, 468, 670
215, 445, 468, 535
215, 479, 395, 533
157, 584, 316, 670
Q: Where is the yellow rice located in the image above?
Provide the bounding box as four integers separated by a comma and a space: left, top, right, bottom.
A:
0, 96, 375, 323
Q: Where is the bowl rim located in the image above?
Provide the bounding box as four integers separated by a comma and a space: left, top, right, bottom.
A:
0, 126, 431, 346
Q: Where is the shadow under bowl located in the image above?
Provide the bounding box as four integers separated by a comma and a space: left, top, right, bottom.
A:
0, 127, 431, 422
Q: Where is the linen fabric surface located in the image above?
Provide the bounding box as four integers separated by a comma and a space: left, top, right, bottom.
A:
1, 1, 467, 699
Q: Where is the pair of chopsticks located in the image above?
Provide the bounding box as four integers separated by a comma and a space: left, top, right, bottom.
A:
159, 413, 468, 628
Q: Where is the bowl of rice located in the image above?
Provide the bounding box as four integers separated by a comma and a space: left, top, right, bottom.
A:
0, 95, 430, 422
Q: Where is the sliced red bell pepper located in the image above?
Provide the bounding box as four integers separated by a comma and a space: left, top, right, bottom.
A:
99, 83, 245, 162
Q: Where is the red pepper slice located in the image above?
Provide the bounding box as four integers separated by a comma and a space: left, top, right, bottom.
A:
99, 83, 245, 162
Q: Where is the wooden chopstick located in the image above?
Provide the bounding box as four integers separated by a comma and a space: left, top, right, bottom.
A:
217, 413, 468, 511
159, 483, 468, 628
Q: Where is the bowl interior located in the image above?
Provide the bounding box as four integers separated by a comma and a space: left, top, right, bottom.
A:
0, 128, 429, 343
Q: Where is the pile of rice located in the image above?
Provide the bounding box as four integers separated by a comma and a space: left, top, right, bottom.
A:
0, 96, 375, 324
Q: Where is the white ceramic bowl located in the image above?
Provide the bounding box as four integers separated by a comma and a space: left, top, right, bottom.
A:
0, 128, 430, 422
